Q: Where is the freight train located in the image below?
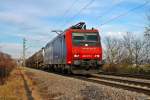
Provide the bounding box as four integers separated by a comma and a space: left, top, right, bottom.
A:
26, 22, 102, 74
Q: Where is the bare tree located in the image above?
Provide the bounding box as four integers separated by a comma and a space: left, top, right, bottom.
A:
143, 15, 150, 64
104, 37, 115, 64
132, 37, 145, 66
122, 32, 134, 64
104, 30, 149, 67
104, 36, 124, 64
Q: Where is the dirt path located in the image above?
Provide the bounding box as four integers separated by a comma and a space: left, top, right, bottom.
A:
20, 69, 34, 100
20, 68, 42, 100
0, 67, 43, 100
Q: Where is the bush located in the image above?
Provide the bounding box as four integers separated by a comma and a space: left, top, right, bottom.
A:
102, 64, 150, 75
0, 52, 16, 84
102, 64, 119, 73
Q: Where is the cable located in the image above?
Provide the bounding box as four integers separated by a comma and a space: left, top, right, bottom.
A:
71, 0, 95, 19
59, 0, 79, 28
61, 0, 79, 18
100, 1, 150, 26
61, 0, 95, 27
96, 0, 124, 18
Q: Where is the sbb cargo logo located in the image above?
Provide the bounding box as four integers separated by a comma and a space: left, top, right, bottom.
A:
82, 55, 92, 58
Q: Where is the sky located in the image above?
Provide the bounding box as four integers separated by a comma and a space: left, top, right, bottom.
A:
0, 0, 149, 58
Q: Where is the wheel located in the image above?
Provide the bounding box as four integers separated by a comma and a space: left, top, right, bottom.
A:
61, 65, 65, 74
66, 65, 72, 74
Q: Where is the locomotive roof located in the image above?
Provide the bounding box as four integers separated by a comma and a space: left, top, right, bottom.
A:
45, 28, 99, 48
68, 29, 99, 33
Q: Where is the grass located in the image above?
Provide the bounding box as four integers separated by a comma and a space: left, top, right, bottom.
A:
102, 64, 150, 74
0, 67, 27, 100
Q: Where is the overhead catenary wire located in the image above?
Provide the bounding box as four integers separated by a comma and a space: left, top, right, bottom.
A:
61, 0, 95, 28
96, 0, 124, 19
100, 0, 150, 26
61, 0, 79, 18
58, 0, 79, 29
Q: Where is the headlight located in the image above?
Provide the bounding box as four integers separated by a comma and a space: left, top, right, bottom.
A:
95, 54, 100, 58
74, 54, 79, 57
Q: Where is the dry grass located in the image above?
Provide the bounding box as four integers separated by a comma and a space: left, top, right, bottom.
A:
21, 67, 42, 100
0, 68, 27, 100
102, 64, 150, 74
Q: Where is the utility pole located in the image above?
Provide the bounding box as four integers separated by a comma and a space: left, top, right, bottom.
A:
23, 38, 26, 67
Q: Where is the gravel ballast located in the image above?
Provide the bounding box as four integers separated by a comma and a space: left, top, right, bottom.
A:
25, 68, 150, 100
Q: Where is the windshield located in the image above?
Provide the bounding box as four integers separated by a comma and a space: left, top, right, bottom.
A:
72, 32, 100, 46
86, 33, 98, 41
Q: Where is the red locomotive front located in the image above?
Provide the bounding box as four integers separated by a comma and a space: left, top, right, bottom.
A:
65, 23, 102, 73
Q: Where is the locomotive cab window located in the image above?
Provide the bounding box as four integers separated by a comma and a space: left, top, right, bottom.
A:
85, 33, 98, 41
72, 32, 100, 46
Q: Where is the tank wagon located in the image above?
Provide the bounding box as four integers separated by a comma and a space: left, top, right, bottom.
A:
26, 22, 102, 74
26, 49, 44, 69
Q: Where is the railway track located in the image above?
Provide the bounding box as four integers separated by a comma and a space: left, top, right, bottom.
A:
99, 72, 150, 80
35, 68, 150, 96
73, 74, 150, 96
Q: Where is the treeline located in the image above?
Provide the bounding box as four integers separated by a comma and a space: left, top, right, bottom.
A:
102, 15, 150, 74
104, 32, 150, 65
0, 52, 16, 85
103, 30, 150, 74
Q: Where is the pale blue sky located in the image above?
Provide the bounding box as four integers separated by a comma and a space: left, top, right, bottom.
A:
0, 0, 149, 58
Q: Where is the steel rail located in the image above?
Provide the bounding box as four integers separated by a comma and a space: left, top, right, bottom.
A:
73, 74, 150, 96
91, 74, 150, 88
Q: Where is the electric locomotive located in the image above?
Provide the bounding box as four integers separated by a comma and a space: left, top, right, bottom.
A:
26, 22, 103, 74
